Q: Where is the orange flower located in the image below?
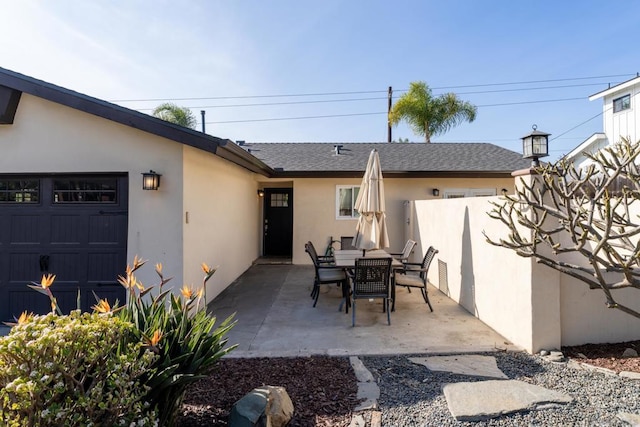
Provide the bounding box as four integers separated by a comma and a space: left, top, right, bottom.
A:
92, 299, 111, 313
41, 274, 56, 289
155, 263, 163, 274
196, 287, 204, 299
180, 284, 194, 299
201, 263, 212, 274
17, 311, 33, 324
149, 330, 163, 346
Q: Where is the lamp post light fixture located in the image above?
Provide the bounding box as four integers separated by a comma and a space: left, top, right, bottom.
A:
521, 124, 550, 167
142, 170, 161, 190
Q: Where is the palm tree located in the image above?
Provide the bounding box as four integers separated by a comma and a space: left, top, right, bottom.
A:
389, 81, 477, 143
152, 103, 197, 129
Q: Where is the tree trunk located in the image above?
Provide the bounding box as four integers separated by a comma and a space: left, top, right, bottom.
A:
424, 120, 431, 143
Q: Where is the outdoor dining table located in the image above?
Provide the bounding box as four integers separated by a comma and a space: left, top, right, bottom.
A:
333, 249, 403, 311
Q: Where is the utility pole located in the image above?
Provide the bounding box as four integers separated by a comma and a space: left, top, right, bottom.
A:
201, 110, 206, 133
387, 86, 392, 142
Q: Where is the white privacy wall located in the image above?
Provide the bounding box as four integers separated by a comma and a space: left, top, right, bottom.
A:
412, 176, 640, 352
413, 196, 556, 353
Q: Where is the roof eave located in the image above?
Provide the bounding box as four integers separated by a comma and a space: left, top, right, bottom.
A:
217, 140, 275, 176
0, 67, 273, 174
269, 170, 520, 179
589, 76, 640, 101
563, 133, 608, 161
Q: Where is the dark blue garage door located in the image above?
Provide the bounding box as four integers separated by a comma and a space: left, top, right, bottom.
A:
0, 174, 128, 322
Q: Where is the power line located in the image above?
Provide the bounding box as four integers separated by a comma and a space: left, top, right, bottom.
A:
137, 96, 388, 111
206, 111, 386, 124
453, 82, 607, 96
111, 73, 635, 103
477, 97, 585, 108
430, 74, 634, 90
134, 83, 606, 111
550, 108, 609, 141
199, 97, 591, 124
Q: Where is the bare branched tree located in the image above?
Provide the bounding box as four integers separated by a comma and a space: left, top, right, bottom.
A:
485, 138, 640, 318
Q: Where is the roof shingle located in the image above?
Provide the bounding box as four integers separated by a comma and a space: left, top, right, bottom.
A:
242, 142, 530, 175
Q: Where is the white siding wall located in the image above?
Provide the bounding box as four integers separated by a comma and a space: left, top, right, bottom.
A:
602, 83, 639, 145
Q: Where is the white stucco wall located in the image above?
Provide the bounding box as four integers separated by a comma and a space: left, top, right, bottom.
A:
182, 145, 260, 302
412, 172, 640, 352
558, 202, 640, 346
290, 177, 516, 265
1, 94, 185, 291
413, 196, 559, 353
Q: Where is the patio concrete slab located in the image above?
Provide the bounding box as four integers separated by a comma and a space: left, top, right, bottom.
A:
208, 264, 519, 357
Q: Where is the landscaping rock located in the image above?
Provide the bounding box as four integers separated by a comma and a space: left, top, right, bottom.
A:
617, 411, 640, 426
443, 379, 573, 421
409, 355, 507, 379
620, 371, 640, 380
229, 386, 293, 427
542, 351, 566, 363
623, 348, 639, 358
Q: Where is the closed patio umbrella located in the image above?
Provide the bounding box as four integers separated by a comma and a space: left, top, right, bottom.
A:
353, 149, 389, 254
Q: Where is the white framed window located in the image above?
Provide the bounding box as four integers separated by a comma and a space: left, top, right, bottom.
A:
443, 188, 497, 199
613, 94, 631, 113
336, 185, 360, 219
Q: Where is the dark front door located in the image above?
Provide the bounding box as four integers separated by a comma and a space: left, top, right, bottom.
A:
263, 188, 293, 256
0, 174, 128, 321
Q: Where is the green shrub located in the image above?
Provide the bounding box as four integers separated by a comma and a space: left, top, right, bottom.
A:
15, 256, 236, 426
0, 311, 158, 427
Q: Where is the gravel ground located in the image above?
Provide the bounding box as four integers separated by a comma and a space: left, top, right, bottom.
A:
361, 351, 640, 426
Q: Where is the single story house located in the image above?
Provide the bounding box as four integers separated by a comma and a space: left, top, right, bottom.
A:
0, 67, 529, 322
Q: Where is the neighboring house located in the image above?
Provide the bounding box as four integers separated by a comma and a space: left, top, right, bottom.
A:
565, 75, 640, 169
0, 67, 529, 321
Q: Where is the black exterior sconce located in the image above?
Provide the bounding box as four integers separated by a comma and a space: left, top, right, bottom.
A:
142, 170, 161, 190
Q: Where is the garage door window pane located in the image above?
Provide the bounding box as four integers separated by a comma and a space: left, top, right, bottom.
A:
54, 178, 117, 203
0, 179, 39, 203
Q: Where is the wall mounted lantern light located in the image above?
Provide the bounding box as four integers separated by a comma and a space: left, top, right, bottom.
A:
257, 189, 265, 197
432, 188, 440, 197
142, 170, 161, 190
522, 124, 550, 167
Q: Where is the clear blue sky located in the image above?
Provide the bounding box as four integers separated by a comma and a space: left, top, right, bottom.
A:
3, 0, 640, 160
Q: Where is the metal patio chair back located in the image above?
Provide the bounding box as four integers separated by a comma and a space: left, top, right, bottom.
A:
393, 246, 438, 311
390, 239, 417, 263
350, 257, 393, 326
305, 242, 347, 308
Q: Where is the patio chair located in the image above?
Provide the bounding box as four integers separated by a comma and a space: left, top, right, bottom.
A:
348, 257, 393, 326
393, 246, 438, 311
305, 243, 348, 309
389, 239, 417, 264
340, 236, 357, 250
306, 240, 334, 265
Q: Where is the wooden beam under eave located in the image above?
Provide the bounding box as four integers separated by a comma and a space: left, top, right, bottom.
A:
0, 85, 21, 124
